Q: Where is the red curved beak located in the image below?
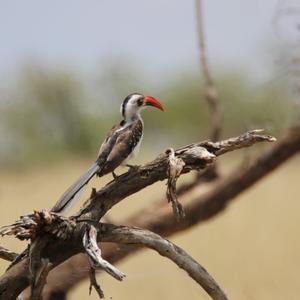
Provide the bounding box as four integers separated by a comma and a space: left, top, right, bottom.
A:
144, 95, 164, 111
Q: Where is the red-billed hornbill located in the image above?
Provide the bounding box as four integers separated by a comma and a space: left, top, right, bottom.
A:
51, 93, 164, 214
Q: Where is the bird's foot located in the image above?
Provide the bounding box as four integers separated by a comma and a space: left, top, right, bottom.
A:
126, 164, 139, 172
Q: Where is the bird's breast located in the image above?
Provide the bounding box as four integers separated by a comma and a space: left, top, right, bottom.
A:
121, 134, 143, 165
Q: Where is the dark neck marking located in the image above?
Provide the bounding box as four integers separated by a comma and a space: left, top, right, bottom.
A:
121, 95, 131, 118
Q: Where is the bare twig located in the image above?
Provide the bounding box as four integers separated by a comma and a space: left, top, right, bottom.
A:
195, 0, 222, 141
89, 268, 104, 299
212, 129, 276, 155
83, 224, 125, 281
0, 246, 18, 262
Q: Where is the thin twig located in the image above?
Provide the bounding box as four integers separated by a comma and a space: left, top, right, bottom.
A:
195, 0, 222, 141
89, 267, 104, 299
83, 224, 125, 281
0, 246, 18, 262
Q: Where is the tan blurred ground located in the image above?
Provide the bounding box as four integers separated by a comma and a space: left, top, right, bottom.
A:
0, 155, 299, 300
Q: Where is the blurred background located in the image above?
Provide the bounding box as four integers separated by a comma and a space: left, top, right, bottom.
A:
0, 0, 300, 299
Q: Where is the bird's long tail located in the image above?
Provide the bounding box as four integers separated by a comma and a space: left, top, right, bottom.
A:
51, 162, 100, 214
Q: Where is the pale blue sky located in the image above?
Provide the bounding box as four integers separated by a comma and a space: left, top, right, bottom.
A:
0, 0, 296, 79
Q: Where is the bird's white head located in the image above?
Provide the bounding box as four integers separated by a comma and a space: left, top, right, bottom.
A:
121, 93, 164, 122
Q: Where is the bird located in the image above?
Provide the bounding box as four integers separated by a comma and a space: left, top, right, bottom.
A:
51, 93, 164, 214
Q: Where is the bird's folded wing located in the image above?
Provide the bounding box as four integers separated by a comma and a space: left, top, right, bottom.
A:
98, 119, 143, 174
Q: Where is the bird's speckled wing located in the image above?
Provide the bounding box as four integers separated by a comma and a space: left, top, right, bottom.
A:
51, 122, 123, 214
97, 119, 143, 176
51, 119, 143, 214
97, 123, 123, 158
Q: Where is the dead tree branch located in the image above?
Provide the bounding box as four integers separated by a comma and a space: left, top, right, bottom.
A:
166, 147, 187, 219
83, 224, 125, 281
89, 267, 104, 299
41, 124, 300, 298
0, 130, 275, 299
99, 224, 229, 300
0, 246, 18, 262
76, 129, 275, 223
83, 224, 125, 299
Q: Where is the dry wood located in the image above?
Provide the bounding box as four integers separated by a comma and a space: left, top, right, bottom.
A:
166, 148, 186, 219
1, 213, 229, 300
40, 124, 300, 298
89, 267, 104, 299
99, 224, 229, 300
0, 130, 276, 300
0, 246, 18, 262
29, 258, 52, 300
75, 129, 275, 223
83, 224, 125, 281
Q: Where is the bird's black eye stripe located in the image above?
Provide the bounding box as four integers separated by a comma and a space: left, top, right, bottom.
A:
137, 98, 143, 106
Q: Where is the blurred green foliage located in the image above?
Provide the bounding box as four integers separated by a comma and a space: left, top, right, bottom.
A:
0, 63, 295, 166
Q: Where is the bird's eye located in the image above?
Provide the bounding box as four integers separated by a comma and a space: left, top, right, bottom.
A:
137, 98, 143, 106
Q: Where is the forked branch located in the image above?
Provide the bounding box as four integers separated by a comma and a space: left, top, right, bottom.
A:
83, 224, 125, 281
41, 124, 300, 297
76, 129, 275, 222
0, 129, 276, 300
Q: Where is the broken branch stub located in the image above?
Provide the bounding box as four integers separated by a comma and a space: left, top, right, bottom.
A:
83, 224, 125, 281
166, 146, 216, 220
0, 210, 75, 241
166, 148, 186, 220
